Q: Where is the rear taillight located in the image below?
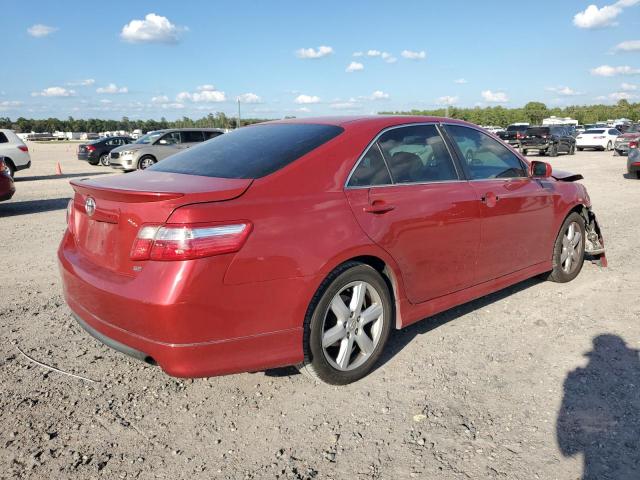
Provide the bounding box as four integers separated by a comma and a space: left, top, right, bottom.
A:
18, 145, 28, 152
630, 141, 638, 149
86, 145, 96, 152
516, 133, 524, 139
130, 222, 252, 261
0, 159, 8, 176
66, 199, 75, 234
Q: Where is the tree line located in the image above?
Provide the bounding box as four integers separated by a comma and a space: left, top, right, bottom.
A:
1, 100, 639, 133
0, 112, 268, 134
380, 100, 640, 126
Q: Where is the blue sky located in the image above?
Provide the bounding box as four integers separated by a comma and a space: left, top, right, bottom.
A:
1, 0, 639, 120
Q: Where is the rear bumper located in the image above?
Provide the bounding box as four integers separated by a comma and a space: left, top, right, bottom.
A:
521, 142, 550, 150
58, 231, 313, 377
15, 160, 31, 171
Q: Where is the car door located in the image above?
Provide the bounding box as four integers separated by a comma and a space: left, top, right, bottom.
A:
153, 131, 181, 160
443, 124, 557, 282
178, 131, 205, 150
344, 124, 481, 304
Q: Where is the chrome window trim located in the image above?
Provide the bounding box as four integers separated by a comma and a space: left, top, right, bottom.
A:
440, 122, 530, 181
344, 122, 462, 189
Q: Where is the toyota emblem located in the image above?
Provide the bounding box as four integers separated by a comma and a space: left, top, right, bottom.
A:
85, 197, 96, 216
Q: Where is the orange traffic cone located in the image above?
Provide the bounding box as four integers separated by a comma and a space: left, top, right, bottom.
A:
55, 162, 62, 175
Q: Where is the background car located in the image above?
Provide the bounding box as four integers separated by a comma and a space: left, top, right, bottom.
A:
498, 124, 529, 147
576, 128, 620, 151
0, 129, 31, 177
59, 116, 605, 385
614, 124, 640, 156
77, 136, 133, 166
521, 126, 576, 156
0, 157, 16, 201
108, 128, 224, 171
627, 148, 640, 179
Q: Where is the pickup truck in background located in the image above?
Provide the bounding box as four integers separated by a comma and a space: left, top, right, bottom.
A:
498, 124, 529, 148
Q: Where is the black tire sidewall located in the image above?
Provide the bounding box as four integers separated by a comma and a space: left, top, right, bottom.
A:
100, 154, 109, 166
138, 156, 155, 170
306, 264, 393, 385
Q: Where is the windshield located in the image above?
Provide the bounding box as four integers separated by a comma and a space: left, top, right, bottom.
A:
150, 123, 344, 179
135, 131, 164, 144
585, 129, 605, 134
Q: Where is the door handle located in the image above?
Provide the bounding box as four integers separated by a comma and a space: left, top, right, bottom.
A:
363, 201, 395, 214
480, 192, 499, 206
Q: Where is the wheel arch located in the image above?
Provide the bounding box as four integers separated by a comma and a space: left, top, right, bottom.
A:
3, 156, 15, 171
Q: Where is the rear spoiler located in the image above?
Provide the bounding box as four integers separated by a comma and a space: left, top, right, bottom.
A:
552, 170, 583, 182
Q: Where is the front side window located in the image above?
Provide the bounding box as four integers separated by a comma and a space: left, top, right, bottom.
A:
445, 125, 527, 180
348, 144, 391, 187
0, 132, 8, 143
158, 131, 181, 145
377, 125, 458, 183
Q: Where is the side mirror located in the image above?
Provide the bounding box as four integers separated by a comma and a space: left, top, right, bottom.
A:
530, 160, 552, 178
158, 139, 168, 145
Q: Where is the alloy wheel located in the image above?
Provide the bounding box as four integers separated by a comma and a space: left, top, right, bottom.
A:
321, 281, 385, 371
561, 221, 583, 274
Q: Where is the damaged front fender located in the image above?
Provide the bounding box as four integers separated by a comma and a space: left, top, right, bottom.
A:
580, 206, 607, 267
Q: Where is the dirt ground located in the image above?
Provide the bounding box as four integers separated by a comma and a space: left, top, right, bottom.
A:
1, 142, 638, 480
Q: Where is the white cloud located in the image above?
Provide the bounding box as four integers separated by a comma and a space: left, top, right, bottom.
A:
99, 99, 112, 104
151, 95, 169, 104
236, 92, 262, 103
370, 90, 390, 100
353, 51, 364, 57
454, 78, 468, 84
67, 79, 95, 86
296, 107, 311, 113
621, 82, 638, 90
381, 52, 397, 64
546, 86, 583, 96
481, 90, 509, 103
96, 83, 128, 94
294, 94, 320, 104
437, 96, 459, 105
31, 86, 76, 97
27, 24, 58, 38
401, 50, 426, 60
295, 45, 333, 59
573, 1, 640, 29
608, 91, 637, 100
177, 85, 226, 103
121, 13, 184, 44
591, 64, 640, 76
366, 50, 382, 57
346, 61, 364, 73
613, 39, 640, 52
0, 100, 23, 110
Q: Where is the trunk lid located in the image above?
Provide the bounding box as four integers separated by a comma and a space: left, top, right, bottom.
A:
69, 171, 252, 275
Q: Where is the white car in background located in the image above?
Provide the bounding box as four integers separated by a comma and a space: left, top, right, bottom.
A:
576, 128, 621, 152
0, 129, 32, 177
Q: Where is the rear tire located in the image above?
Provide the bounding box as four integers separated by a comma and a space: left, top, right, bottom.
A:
4, 159, 15, 178
606, 141, 612, 151
569, 144, 576, 155
522, 149, 528, 156
577, 147, 584, 152
298, 262, 393, 385
548, 143, 558, 157
547, 212, 586, 283
138, 156, 156, 170
100, 153, 110, 167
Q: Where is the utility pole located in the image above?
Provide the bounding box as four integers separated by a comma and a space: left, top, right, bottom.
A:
237, 98, 241, 129
445, 105, 449, 118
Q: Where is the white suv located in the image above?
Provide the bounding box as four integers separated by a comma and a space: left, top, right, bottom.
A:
0, 129, 32, 177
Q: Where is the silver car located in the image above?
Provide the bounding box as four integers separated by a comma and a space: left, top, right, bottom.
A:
109, 128, 224, 171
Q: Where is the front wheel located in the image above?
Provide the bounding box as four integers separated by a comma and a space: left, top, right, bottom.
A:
298, 263, 393, 385
569, 144, 576, 155
138, 156, 156, 170
606, 141, 612, 151
547, 212, 586, 283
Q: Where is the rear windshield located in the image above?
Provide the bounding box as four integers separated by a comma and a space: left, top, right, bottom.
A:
507, 125, 528, 131
150, 123, 344, 179
526, 128, 550, 136
585, 129, 605, 134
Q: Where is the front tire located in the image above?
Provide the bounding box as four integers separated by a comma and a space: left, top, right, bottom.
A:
547, 212, 586, 283
298, 262, 393, 385
138, 156, 156, 170
606, 141, 612, 151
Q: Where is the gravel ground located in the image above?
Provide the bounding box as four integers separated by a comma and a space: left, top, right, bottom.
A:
1, 142, 638, 480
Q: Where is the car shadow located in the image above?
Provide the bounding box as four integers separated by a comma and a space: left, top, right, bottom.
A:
556, 334, 639, 479
375, 276, 544, 371
622, 173, 637, 180
0, 197, 70, 216
14, 172, 111, 182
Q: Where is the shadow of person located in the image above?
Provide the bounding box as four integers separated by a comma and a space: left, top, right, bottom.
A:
557, 334, 640, 479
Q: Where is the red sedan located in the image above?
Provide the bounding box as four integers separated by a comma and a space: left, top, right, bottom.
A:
0, 157, 16, 201
58, 116, 606, 384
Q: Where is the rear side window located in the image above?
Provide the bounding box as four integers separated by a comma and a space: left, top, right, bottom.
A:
445, 125, 527, 180
150, 124, 344, 179
0, 132, 8, 143
377, 125, 458, 183
204, 131, 223, 140
181, 131, 205, 143
348, 145, 391, 187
